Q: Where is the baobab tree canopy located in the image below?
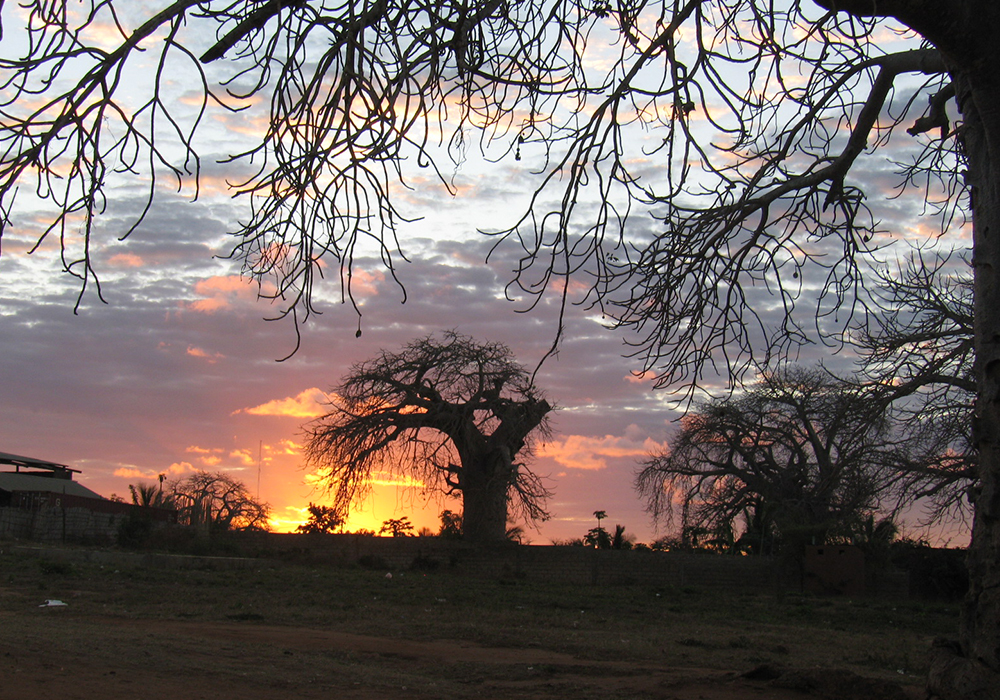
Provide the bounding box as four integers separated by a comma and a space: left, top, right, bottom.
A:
3, 1, 1000, 694
636, 367, 915, 550
302, 332, 553, 544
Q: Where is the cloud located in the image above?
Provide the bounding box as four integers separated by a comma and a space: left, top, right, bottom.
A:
184, 446, 226, 467
112, 467, 151, 480
184, 275, 261, 314
347, 268, 386, 298
624, 372, 655, 385
370, 473, 426, 488
186, 345, 224, 362
107, 253, 144, 268
113, 461, 197, 480
238, 388, 329, 418
230, 449, 256, 466
275, 439, 303, 454
538, 429, 666, 471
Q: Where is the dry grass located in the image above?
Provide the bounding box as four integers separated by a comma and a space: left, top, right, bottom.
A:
1, 545, 958, 690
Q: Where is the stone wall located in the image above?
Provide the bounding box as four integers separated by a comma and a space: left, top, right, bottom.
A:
0, 504, 125, 544
0, 495, 175, 545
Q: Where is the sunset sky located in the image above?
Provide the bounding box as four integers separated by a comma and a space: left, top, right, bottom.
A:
0, 3, 971, 545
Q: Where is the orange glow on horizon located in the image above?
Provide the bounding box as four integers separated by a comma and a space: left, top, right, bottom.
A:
267, 502, 443, 535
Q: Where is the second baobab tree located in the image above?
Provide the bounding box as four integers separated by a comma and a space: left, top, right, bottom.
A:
303, 332, 553, 544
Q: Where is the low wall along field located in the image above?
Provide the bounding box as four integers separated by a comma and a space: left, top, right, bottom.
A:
1, 526, 914, 598
223, 532, 910, 597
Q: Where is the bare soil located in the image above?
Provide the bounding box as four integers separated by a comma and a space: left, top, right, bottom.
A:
0, 545, 953, 699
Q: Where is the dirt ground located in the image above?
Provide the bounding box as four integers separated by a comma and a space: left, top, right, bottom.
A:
0, 546, 939, 699
0, 613, 921, 700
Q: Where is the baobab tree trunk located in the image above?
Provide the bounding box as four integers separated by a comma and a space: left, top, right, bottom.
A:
966, 72, 1000, 681
930, 59, 1000, 698
458, 397, 552, 544
461, 450, 512, 544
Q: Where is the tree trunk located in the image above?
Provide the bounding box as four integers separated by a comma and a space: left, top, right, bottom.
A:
461, 449, 511, 544
457, 397, 551, 544
929, 57, 1000, 699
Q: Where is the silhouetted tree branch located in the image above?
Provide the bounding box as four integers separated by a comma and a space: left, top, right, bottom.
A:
852, 252, 975, 523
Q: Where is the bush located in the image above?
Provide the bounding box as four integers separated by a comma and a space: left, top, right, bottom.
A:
117, 513, 155, 549
357, 554, 390, 570
891, 541, 968, 600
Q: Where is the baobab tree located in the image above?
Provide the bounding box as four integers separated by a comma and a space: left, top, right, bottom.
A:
636, 367, 914, 551
169, 471, 271, 531
2, 2, 999, 693
302, 332, 552, 544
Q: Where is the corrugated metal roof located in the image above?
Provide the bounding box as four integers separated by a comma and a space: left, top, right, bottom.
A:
0, 472, 104, 500
0, 451, 79, 475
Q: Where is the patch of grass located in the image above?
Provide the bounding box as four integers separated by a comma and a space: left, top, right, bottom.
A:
677, 637, 714, 649
226, 612, 266, 621
37, 559, 74, 576
0, 544, 959, 685
728, 636, 751, 649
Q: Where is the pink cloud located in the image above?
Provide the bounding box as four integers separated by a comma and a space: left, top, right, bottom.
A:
107, 253, 144, 268
186, 346, 224, 363
112, 467, 150, 479
624, 372, 655, 385
185, 275, 261, 314
237, 388, 330, 418
347, 268, 385, 297
112, 461, 196, 481
538, 430, 666, 470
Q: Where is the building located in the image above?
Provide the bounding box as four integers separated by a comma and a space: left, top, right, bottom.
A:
0, 451, 174, 543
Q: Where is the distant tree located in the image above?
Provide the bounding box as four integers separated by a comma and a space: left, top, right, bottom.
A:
648, 536, 679, 553
303, 332, 553, 544
438, 509, 463, 540
119, 480, 176, 548
584, 526, 611, 550
379, 517, 414, 538
585, 510, 611, 548
128, 482, 174, 510
611, 525, 633, 551
296, 503, 344, 534
169, 471, 270, 532
635, 367, 915, 551
504, 524, 526, 545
